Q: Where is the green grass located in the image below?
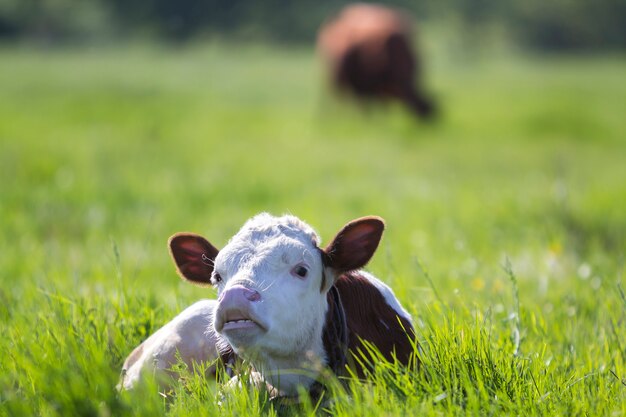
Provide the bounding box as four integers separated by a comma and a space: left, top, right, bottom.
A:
0, 43, 625, 416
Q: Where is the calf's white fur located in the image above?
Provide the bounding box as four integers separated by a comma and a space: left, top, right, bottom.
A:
120, 213, 415, 396
119, 300, 220, 390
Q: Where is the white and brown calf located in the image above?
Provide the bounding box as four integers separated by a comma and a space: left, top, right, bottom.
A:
120, 214, 416, 396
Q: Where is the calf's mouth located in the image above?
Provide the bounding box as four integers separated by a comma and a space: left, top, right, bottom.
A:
215, 307, 267, 334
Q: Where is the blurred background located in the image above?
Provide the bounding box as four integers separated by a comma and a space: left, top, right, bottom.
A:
1, 0, 624, 292
0, 0, 624, 50
0, 0, 624, 298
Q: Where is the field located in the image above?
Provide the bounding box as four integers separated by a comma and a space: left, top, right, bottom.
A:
0, 43, 625, 416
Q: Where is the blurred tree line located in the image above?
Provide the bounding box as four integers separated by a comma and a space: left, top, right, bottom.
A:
0, 0, 623, 50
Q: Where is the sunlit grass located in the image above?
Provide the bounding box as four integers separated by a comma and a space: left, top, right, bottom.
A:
0, 43, 624, 416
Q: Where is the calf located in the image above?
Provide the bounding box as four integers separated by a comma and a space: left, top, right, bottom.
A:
317, 3, 435, 119
121, 214, 416, 397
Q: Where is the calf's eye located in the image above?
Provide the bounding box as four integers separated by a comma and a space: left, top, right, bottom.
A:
211, 273, 222, 285
292, 265, 309, 278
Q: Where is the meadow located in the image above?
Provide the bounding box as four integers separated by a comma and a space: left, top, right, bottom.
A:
0, 43, 624, 416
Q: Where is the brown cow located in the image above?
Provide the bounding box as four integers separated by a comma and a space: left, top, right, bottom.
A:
317, 3, 435, 119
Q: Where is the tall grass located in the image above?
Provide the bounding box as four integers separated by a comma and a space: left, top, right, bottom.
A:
0, 43, 624, 416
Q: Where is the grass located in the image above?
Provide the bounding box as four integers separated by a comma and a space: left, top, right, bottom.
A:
0, 42, 624, 416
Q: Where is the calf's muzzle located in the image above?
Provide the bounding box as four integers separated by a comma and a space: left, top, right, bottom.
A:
219, 284, 261, 303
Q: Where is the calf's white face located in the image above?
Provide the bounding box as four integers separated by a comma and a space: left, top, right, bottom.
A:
168, 213, 385, 392
211, 215, 327, 359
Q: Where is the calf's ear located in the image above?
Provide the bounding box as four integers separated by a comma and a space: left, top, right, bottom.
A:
168, 233, 219, 286
323, 216, 385, 274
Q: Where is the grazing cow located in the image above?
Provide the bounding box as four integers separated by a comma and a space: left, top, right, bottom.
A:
120, 214, 416, 398
317, 3, 435, 119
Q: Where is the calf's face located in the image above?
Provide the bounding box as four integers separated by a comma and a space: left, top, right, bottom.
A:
210, 218, 327, 358
168, 214, 384, 366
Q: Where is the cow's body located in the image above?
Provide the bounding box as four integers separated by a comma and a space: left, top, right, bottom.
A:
317, 3, 434, 118
334, 271, 414, 373
120, 214, 416, 397
119, 300, 221, 390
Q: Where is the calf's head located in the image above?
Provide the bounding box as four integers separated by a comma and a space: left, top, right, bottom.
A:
168, 214, 384, 374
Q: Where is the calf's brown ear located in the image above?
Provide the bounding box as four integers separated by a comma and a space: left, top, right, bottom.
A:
324, 216, 385, 274
168, 233, 219, 286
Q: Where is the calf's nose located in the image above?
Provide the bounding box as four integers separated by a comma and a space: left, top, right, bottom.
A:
218, 284, 261, 304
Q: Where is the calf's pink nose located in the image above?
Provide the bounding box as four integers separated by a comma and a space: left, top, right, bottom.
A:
218, 284, 261, 304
